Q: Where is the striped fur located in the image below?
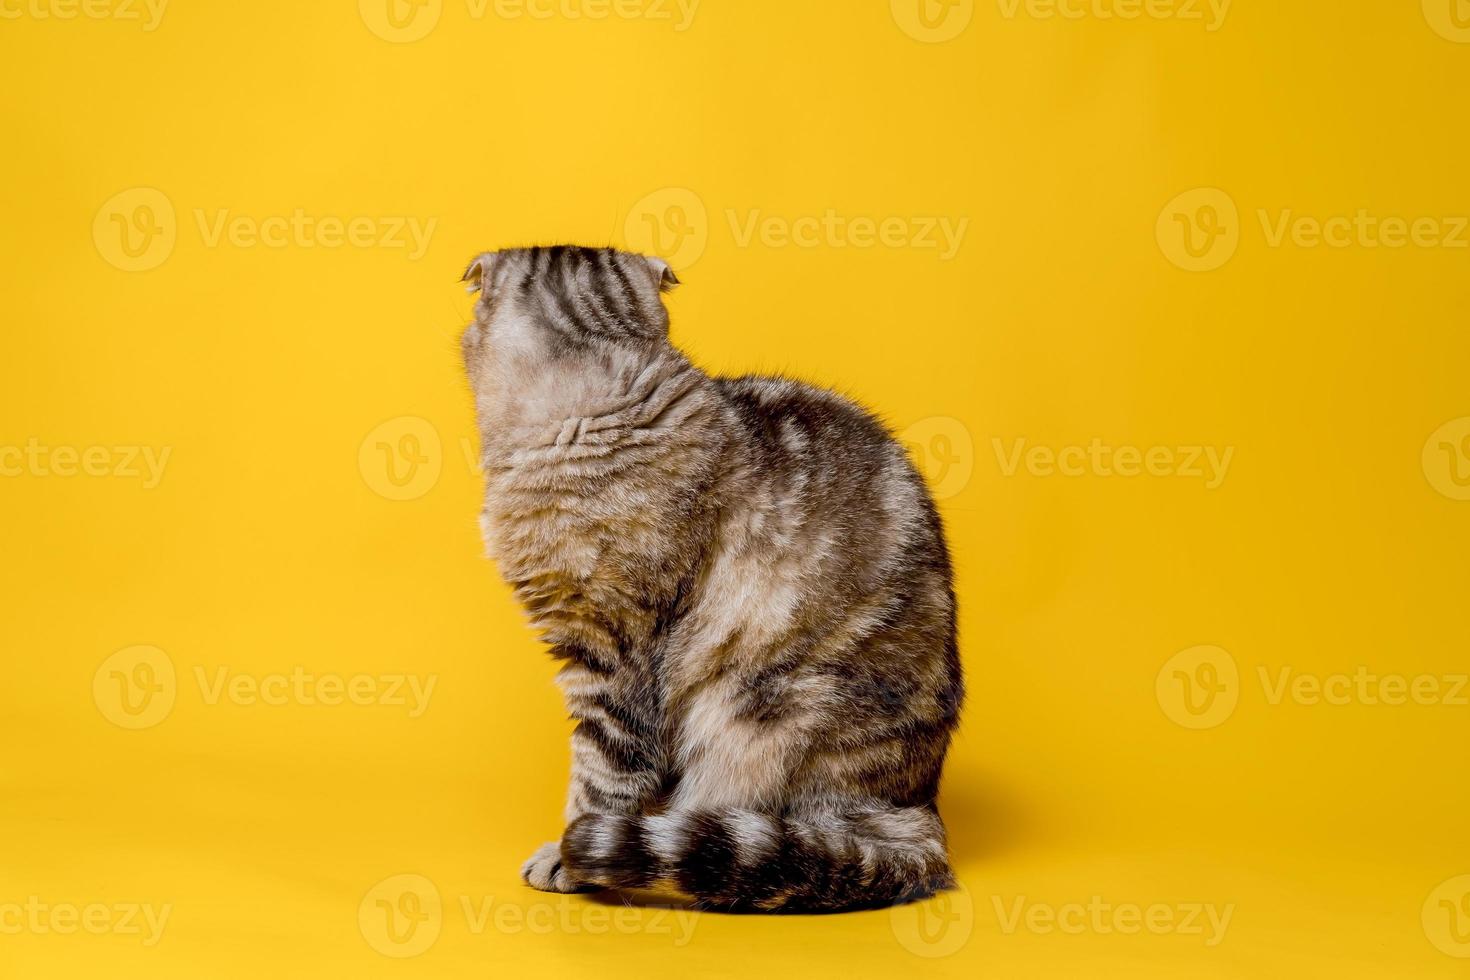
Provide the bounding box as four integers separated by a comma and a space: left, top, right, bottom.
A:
562, 807, 954, 913
462, 246, 964, 913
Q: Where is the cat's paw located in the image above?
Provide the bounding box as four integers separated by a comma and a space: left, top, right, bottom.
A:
520, 841, 591, 894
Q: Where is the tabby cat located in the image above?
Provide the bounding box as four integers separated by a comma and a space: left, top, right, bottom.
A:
461, 245, 963, 912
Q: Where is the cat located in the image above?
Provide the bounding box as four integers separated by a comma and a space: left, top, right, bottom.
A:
461, 245, 963, 912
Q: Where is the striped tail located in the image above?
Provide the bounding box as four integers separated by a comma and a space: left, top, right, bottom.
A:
560, 805, 955, 913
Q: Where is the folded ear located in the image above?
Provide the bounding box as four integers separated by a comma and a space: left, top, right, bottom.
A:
462, 252, 498, 294
645, 256, 680, 292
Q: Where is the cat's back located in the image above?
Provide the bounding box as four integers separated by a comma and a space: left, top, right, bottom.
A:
714, 373, 898, 459
715, 371, 882, 430
711, 373, 945, 560
702, 372, 959, 721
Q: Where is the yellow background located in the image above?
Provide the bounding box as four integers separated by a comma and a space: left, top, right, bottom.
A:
3, 0, 1469, 976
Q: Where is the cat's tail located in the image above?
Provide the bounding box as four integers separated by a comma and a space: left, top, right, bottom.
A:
559, 805, 955, 913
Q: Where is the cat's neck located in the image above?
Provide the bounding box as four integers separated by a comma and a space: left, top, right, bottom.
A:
475, 340, 729, 575
478, 341, 712, 462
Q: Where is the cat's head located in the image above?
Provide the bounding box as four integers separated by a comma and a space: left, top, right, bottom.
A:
460, 245, 681, 424
461, 244, 676, 359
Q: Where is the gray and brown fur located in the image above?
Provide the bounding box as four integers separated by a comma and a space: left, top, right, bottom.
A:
460, 245, 963, 913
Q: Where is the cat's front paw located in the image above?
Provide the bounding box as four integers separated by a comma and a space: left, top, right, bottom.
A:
520, 841, 593, 894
